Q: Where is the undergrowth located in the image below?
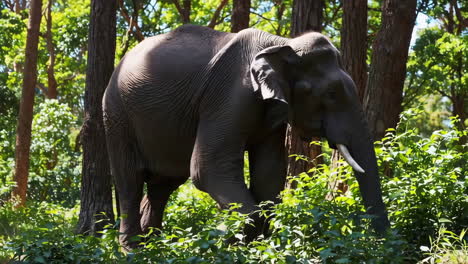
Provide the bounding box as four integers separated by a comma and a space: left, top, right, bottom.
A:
0, 112, 466, 263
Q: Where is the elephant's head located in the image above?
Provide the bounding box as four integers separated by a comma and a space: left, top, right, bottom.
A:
250, 32, 390, 233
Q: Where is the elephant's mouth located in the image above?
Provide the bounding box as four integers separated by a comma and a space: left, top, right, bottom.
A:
298, 124, 365, 173
298, 120, 326, 141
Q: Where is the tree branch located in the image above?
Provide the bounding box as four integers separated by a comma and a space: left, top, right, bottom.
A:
251, 11, 279, 33
171, 0, 184, 15
36, 82, 49, 97
433, 86, 451, 99
275, 0, 286, 36
171, 0, 190, 23
45, 0, 57, 99
207, 0, 228, 28
323, 2, 342, 30
118, 0, 144, 42
4, 0, 15, 11
451, 0, 466, 34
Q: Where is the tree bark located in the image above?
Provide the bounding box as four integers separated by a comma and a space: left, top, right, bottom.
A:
286, 0, 324, 187
14, 0, 21, 13
12, 0, 43, 207
231, 0, 250, 33
285, 128, 323, 176
291, 0, 323, 36
76, 0, 116, 235
341, 0, 367, 102
364, 0, 417, 141
45, 0, 57, 99
330, 0, 368, 193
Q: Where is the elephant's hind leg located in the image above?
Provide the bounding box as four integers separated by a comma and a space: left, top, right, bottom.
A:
140, 177, 187, 234
105, 128, 145, 250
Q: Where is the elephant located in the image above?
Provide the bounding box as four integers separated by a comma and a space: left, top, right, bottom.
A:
102, 24, 390, 249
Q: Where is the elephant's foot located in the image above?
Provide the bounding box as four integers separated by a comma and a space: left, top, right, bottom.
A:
222, 223, 263, 245
119, 219, 144, 251
120, 232, 144, 252
371, 212, 390, 236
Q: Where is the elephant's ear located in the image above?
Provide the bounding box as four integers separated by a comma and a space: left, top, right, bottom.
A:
250, 45, 300, 130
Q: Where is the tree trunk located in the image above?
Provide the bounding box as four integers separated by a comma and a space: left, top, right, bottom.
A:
286, 0, 324, 187
231, 0, 250, 33
330, 0, 368, 192
14, 0, 21, 13
341, 0, 367, 102
291, 0, 323, 36
45, 0, 57, 99
364, 0, 417, 141
12, 0, 43, 207
182, 0, 190, 23
285, 127, 323, 175
76, 0, 116, 235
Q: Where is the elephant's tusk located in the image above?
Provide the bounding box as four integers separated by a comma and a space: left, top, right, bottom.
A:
337, 144, 365, 173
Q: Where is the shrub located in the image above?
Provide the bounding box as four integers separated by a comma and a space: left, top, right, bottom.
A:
420, 228, 468, 264
377, 113, 468, 255
28, 99, 81, 206
1, 111, 466, 263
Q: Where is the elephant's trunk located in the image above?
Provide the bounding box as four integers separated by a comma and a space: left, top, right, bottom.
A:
348, 117, 390, 234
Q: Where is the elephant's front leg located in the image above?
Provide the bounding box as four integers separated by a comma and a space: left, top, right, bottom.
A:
190, 121, 259, 239
249, 125, 287, 203
248, 125, 287, 235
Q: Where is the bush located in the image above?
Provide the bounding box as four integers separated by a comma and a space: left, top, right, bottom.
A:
378, 113, 468, 255
420, 228, 468, 264
0, 100, 81, 206
1, 111, 466, 263
28, 99, 81, 206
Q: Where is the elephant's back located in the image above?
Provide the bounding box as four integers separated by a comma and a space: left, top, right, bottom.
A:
119, 25, 234, 86
113, 25, 235, 114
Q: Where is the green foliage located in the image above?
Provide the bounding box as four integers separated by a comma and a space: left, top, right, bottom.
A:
400, 97, 452, 138
420, 227, 468, 264
322, 0, 342, 44
377, 111, 468, 253
0, 9, 25, 71
0, 9, 26, 117
27, 99, 80, 206
405, 27, 467, 131
48, 0, 90, 115
407, 27, 467, 98
2, 112, 466, 262
249, 0, 291, 36
0, 202, 127, 263
0, 89, 18, 199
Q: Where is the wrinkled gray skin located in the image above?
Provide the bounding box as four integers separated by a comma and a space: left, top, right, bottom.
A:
103, 24, 389, 249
